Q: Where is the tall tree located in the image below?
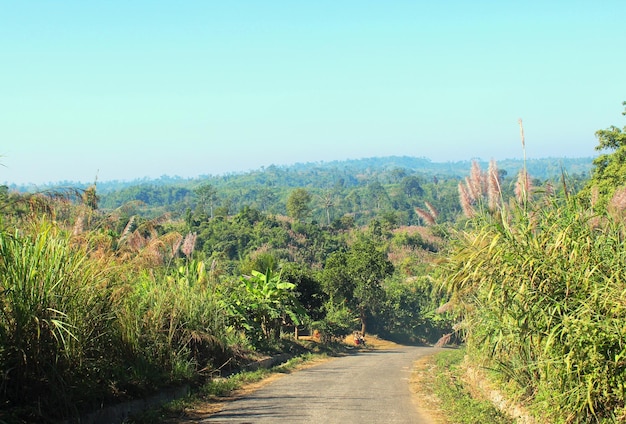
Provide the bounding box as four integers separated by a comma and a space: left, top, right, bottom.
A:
347, 237, 393, 335
321, 236, 393, 336
195, 183, 218, 218
317, 190, 336, 225
345, 190, 362, 214
286, 188, 311, 221
367, 181, 389, 210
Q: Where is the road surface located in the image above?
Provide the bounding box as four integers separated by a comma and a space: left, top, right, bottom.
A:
201, 345, 440, 423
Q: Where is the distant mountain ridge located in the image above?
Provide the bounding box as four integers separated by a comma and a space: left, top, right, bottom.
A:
283, 156, 593, 178
7, 155, 594, 193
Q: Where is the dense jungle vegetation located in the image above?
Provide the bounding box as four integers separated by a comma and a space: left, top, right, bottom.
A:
3, 115, 624, 423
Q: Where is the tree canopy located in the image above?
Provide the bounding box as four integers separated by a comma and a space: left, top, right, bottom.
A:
582, 101, 626, 207
321, 236, 393, 335
286, 188, 312, 221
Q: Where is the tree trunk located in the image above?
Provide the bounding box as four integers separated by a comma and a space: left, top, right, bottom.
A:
360, 310, 367, 337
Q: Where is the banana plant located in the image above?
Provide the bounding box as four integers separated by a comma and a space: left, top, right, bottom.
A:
232, 268, 308, 341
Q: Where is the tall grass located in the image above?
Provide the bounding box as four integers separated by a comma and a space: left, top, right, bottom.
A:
0, 217, 238, 421
115, 260, 232, 383
441, 196, 626, 422
0, 218, 116, 415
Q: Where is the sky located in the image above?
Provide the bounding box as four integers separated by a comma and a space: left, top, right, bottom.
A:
1, 1, 625, 185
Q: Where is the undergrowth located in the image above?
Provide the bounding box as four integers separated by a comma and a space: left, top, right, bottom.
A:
431, 349, 514, 424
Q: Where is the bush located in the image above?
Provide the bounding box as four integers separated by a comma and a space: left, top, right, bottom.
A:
310, 302, 356, 342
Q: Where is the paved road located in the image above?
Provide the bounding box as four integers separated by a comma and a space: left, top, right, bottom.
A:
202, 346, 440, 424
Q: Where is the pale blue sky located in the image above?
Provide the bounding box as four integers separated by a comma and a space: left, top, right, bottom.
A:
1, 1, 625, 185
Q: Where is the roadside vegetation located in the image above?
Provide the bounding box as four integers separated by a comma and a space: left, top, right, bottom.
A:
0, 162, 452, 422
428, 349, 514, 424
1, 104, 623, 423
439, 104, 626, 423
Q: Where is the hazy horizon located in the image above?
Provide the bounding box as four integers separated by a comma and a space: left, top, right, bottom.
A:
2, 2, 624, 185
2, 153, 596, 188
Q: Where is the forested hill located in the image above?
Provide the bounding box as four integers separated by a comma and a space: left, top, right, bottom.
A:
3, 155, 593, 225
10, 155, 593, 194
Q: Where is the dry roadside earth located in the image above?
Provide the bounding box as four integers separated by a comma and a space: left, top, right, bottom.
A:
409, 353, 450, 424
170, 336, 446, 424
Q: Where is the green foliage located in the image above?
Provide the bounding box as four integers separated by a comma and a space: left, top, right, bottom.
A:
224, 269, 308, 344
441, 197, 626, 422
0, 219, 117, 415
194, 183, 218, 218
311, 301, 356, 342
379, 277, 449, 344
280, 262, 327, 321
98, 183, 193, 211
194, 206, 346, 274
0, 183, 443, 422
401, 175, 425, 198
73, 156, 593, 228
431, 349, 514, 424
367, 180, 391, 210
594, 101, 626, 151
196, 207, 290, 265
321, 235, 393, 335
390, 228, 438, 252
286, 188, 312, 221
6, 153, 590, 421
116, 260, 231, 379
348, 237, 393, 313
581, 101, 626, 207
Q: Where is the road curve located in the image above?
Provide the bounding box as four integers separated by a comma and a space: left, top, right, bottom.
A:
201, 345, 440, 424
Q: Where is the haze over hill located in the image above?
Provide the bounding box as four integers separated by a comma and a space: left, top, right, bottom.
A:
4, 155, 594, 194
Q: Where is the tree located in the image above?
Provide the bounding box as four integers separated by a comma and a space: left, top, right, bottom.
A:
345, 190, 362, 214
195, 183, 218, 219
257, 186, 277, 212
595, 102, 626, 151
390, 167, 408, 183
286, 188, 311, 221
321, 250, 354, 303
367, 181, 389, 210
317, 190, 336, 225
321, 236, 393, 336
380, 277, 449, 344
581, 101, 626, 207
401, 176, 424, 199
347, 237, 393, 335
281, 262, 327, 321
